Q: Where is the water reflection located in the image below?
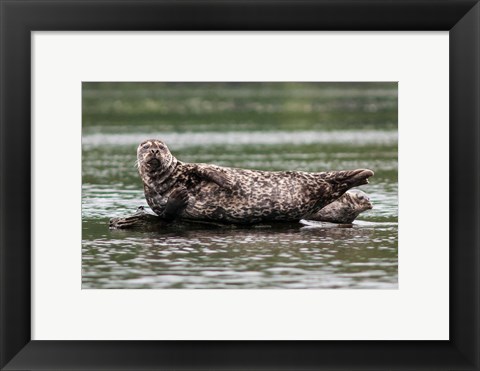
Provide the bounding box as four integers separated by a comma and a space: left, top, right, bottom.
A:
83, 221, 397, 289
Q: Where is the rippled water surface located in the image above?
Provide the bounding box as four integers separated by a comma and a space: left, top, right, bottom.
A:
82, 82, 398, 289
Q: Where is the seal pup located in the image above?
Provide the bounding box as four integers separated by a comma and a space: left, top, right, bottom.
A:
137, 139, 374, 224
306, 189, 373, 224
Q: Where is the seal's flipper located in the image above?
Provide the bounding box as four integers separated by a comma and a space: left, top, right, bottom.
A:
193, 165, 235, 190
164, 188, 189, 220
324, 169, 374, 190
344, 169, 374, 187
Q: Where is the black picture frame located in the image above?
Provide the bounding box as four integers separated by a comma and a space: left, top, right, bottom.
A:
1, 1, 479, 370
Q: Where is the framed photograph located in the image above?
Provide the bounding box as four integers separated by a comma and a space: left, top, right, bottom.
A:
81, 81, 398, 291
1, 1, 479, 370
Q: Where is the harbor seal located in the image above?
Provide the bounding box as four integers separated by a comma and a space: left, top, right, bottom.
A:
306, 189, 373, 224
137, 139, 374, 224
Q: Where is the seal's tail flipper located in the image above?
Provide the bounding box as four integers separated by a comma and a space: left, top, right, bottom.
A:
322, 168, 374, 195
337, 169, 374, 188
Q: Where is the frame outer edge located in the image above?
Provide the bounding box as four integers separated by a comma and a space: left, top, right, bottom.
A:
450, 2, 480, 369
0, 1, 32, 369
0, 0, 479, 370
0, 0, 5, 367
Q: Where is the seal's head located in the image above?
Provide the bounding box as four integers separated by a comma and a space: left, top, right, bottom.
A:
347, 189, 373, 212
136, 139, 178, 187
309, 189, 373, 223
137, 139, 175, 174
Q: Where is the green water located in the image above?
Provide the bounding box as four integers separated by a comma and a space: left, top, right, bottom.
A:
82, 82, 398, 289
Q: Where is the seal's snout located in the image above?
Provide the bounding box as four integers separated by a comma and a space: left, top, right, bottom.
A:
148, 149, 161, 163
147, 158, 161, 168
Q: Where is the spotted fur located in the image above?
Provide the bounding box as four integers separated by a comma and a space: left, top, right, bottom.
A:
306, 189, 373, 224
137, 139, 374, 224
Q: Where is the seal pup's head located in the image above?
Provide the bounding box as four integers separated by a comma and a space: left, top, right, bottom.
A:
309, 189, 373, 224
345, 189, 373, 212
137, 139, 177, 178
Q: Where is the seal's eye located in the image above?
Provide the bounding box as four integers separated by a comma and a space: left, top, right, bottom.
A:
142, 143, 151, 150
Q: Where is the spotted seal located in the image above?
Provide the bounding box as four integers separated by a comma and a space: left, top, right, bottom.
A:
137, 139, 374, 224
306, 189, 373, 224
